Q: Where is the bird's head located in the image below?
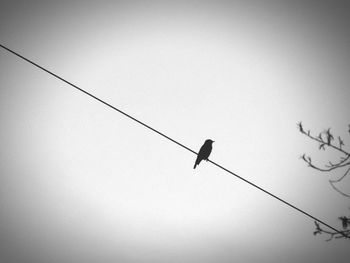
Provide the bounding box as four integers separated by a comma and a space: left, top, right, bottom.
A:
205, 139, 215, 144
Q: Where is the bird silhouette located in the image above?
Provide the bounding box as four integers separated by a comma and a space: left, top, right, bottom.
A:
193, 139, 214, 169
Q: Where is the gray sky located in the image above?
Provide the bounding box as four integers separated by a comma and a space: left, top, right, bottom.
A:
1, 1, 349, 262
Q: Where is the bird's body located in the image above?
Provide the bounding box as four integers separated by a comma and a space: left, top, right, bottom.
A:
193, 139, 214, 169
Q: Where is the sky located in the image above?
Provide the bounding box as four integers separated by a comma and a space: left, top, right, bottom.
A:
0, 0, 349, 262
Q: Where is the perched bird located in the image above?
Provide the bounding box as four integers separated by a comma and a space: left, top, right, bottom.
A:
193, 139, 214, 169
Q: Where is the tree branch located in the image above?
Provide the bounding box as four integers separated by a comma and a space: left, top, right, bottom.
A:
314, 221, 350, 241
298, 122, 350, 196
300, 154, 350, 172
329, 167, 350, 198
297, 122, 350, 156
298, 122, 350, 240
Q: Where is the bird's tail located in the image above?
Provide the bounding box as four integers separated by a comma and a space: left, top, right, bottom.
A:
193, 158, 199, 169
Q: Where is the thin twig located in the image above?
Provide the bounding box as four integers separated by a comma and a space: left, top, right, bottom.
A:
298, 122, 350, 156
314, 221, 350, 241
298, 123, 350, 240
329, 167, 350, 198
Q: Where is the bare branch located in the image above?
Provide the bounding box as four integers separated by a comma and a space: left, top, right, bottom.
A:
329, 167, 350, 198
329, 167, 350, 184
325, 155, 350, 168
313, 220, 350, 241
300, 155, 350, 172
298, 124, 350, 188
329, 181, 350, 198
299, 123, 350, 240
297, 124, 350, 156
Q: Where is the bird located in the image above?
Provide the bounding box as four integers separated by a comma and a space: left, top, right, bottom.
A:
193, 139, 214, 169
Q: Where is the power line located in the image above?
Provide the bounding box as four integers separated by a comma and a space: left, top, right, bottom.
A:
0, 43, 348, 239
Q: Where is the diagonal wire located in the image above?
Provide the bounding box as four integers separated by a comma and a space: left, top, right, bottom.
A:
0, 43, 348, 239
